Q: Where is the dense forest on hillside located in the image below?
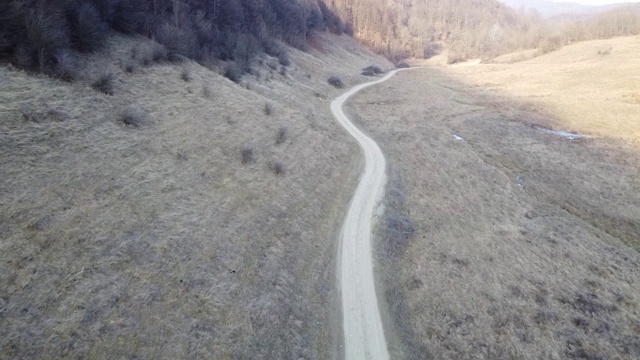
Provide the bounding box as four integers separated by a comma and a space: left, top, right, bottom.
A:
0, 0, 345, 80
326, 0, 640, 62
0, 0, 638, 75
326, 0, 527, 60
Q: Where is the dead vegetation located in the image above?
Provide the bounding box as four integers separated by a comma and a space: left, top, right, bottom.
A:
0, 32, 392, 358
328, 75, 344, 88
348, 40, 640, 358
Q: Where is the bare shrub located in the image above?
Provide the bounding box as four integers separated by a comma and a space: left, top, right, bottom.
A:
276, 127, 287, 145
272, 162, 284, 175
123, 61, 137, 73
264, 102, 274, 115
597, 48, 612, 55
328, 76, 344, 88
241, 148, 254, 164
46, 107, 67, 122
202, 84, 212, 98
362, 65, 383, 76
19, 103, 67, 122
262, 38, 284, 58
92, 72, 115, 95
118, 106, 147, 128
20, 103, 41, 122
180, 68, 191, 82
361, 69, 376, 76
384, 213, 415, 257
224, 61, 243, 83
53, 49, 79, 81
395, 62, 410, 68
151, 42, 168, 62
447, 52, 465, 64
278, 52, 291, 66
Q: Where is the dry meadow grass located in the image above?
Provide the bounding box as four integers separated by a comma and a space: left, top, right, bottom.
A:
348, 36, 640, 359
0, 33, 391, 358
445, 35, 640, 144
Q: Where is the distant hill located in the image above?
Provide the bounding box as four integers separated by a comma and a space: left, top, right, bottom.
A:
499, 0, 629, 18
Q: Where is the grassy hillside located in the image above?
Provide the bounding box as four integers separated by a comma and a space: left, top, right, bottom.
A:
348, 36, 640, 359
0, 32, 392, 358
446, 35, 640, 144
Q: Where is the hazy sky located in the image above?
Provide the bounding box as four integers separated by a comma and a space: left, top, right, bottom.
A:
547, 0, 639, 5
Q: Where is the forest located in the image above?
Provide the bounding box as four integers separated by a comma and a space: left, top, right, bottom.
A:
0, 0, 345, 80
1, 0, 639, 77
326, 0, 640, 62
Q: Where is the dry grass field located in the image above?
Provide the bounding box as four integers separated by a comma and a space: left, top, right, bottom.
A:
0, 33, 391, 358
348, 36, 640, 359
447, 36, 640, 144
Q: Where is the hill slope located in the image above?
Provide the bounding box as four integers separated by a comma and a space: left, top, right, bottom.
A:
0, 33, 391, 358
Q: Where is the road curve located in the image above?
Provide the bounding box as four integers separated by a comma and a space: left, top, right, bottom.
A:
331, 69, 406, 360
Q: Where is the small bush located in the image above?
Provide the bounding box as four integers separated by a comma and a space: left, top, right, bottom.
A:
276, 127, 287, 145
92, 72, 115, 95
263, 38, 284, 57
264, 102, 273, 115
151, 42, 168, 62
423, 43, 440, 59
123, 61, 137, 73
328, 76, 344, 88
272, 162, 284, 176
279, 66, 287, 76
224, 61, 243, 83
118, 106, 147, 128
241, 148, 254, 164
20, 103, 40, 122
180, 68, 191, 82
202, 84, 212, 98
278, 52, 291, 66
53, 49, 79, 81
362, 65, 383, 75
384, 213, 415, 257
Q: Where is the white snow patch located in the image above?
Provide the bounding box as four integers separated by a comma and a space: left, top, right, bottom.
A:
453, 134, 465, 141
538, 127, 584, 140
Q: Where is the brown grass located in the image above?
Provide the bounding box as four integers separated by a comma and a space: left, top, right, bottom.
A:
348, 36, 640, 359
0, 33, 392, 358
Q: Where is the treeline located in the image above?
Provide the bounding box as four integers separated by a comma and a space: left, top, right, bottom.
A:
482, 4, 640, 60
325, 0, 640, 63
325, 0, 526, 61
0, 0, 346, 79
553, 4, 640, 45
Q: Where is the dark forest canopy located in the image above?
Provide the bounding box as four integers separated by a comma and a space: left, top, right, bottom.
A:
0, 0, 346, 78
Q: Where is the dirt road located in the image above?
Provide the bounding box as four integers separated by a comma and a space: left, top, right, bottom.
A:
331, 70, 405, 360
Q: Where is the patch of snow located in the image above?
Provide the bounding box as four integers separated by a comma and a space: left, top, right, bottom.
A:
453, 134, 465, 141
538, 127, 584, 140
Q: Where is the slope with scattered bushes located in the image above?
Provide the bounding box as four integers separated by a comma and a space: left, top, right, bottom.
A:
0, 29, 392, 358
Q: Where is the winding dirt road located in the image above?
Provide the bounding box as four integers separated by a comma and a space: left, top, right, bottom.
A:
331, 69, 406, 360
